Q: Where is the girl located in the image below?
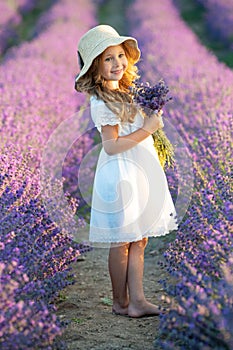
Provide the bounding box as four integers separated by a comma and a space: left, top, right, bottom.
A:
75, 25, 177, 317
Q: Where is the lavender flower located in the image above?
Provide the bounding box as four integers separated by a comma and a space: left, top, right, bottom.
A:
130, 79, 172, 115
130, 79, 174, 168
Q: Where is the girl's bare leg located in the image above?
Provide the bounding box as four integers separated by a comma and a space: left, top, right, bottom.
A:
127, 238, 160, 317
108, 242, 130, 315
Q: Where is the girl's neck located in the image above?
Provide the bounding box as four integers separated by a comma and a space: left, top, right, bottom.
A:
106, 80, 119, 90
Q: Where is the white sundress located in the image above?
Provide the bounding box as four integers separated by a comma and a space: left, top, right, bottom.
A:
89, 96, 178, 244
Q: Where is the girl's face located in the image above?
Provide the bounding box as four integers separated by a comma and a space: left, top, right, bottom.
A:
99, 44, 128, 89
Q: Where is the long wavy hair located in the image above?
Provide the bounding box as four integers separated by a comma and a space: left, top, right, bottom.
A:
75, 43, 140, 123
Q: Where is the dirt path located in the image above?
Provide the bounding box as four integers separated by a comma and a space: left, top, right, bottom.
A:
56, 4, 176, 347
56, 237, 173, 350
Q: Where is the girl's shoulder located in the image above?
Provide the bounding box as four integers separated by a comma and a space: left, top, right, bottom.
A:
89, 95, 121, 132
90, 95, 104, 106
90, 95, 113, 115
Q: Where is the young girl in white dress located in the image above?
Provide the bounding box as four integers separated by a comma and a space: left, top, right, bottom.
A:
75, 24, 177, 317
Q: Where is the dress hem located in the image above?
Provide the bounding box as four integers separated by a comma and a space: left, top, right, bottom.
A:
89, 225, 178, 244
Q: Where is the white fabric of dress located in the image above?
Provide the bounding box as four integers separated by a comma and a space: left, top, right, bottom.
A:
89, 96, 177, 244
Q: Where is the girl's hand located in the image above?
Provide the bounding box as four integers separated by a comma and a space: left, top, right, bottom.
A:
143, 110, 164, 134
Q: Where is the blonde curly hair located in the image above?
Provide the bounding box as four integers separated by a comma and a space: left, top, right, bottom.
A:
75, 43, 140, 123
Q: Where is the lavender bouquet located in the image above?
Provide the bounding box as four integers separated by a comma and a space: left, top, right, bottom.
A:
130, 79, 174, 168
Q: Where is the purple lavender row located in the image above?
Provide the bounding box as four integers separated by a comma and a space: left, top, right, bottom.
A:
0, 0, 39, 55
0, 0, 96, 190
129, 0, 233, 349
0, 145, 78, 348
195, 0, 233, 46
0, 0, 96, 348
0, 0, 38, 27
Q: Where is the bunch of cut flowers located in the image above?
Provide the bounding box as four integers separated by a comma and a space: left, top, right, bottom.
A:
130, 79, 174, 168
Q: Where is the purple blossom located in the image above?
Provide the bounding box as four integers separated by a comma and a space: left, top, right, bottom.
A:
130, 80, 174, 168
130, 79, 172, 115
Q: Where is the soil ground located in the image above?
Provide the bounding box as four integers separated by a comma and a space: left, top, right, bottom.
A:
56, 235, 175, 350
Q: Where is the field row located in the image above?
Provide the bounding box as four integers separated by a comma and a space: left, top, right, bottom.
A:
0, 0, 95, 349
0, 0, 41, 55
129, 0, 232, 348
194, 0, 233, 45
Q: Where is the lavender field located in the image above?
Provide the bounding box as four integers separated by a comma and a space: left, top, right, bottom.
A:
130, 0, 233, 348
195, 0, 233, 46
0, 0, 95, 348
1, 0, 232, 349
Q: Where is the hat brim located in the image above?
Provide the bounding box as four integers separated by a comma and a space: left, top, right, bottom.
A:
75, 36, 140, 83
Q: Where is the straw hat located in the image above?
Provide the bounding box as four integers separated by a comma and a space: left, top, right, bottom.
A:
75, 24, 140, 84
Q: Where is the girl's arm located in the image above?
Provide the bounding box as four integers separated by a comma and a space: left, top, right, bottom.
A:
101, 113, 163, 155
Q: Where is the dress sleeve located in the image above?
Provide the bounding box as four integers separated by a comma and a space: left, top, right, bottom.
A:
90, 96, 121, 133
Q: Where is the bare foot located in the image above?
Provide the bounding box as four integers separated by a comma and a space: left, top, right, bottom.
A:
128, 300, 160, 318
112, 302, 128, 316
